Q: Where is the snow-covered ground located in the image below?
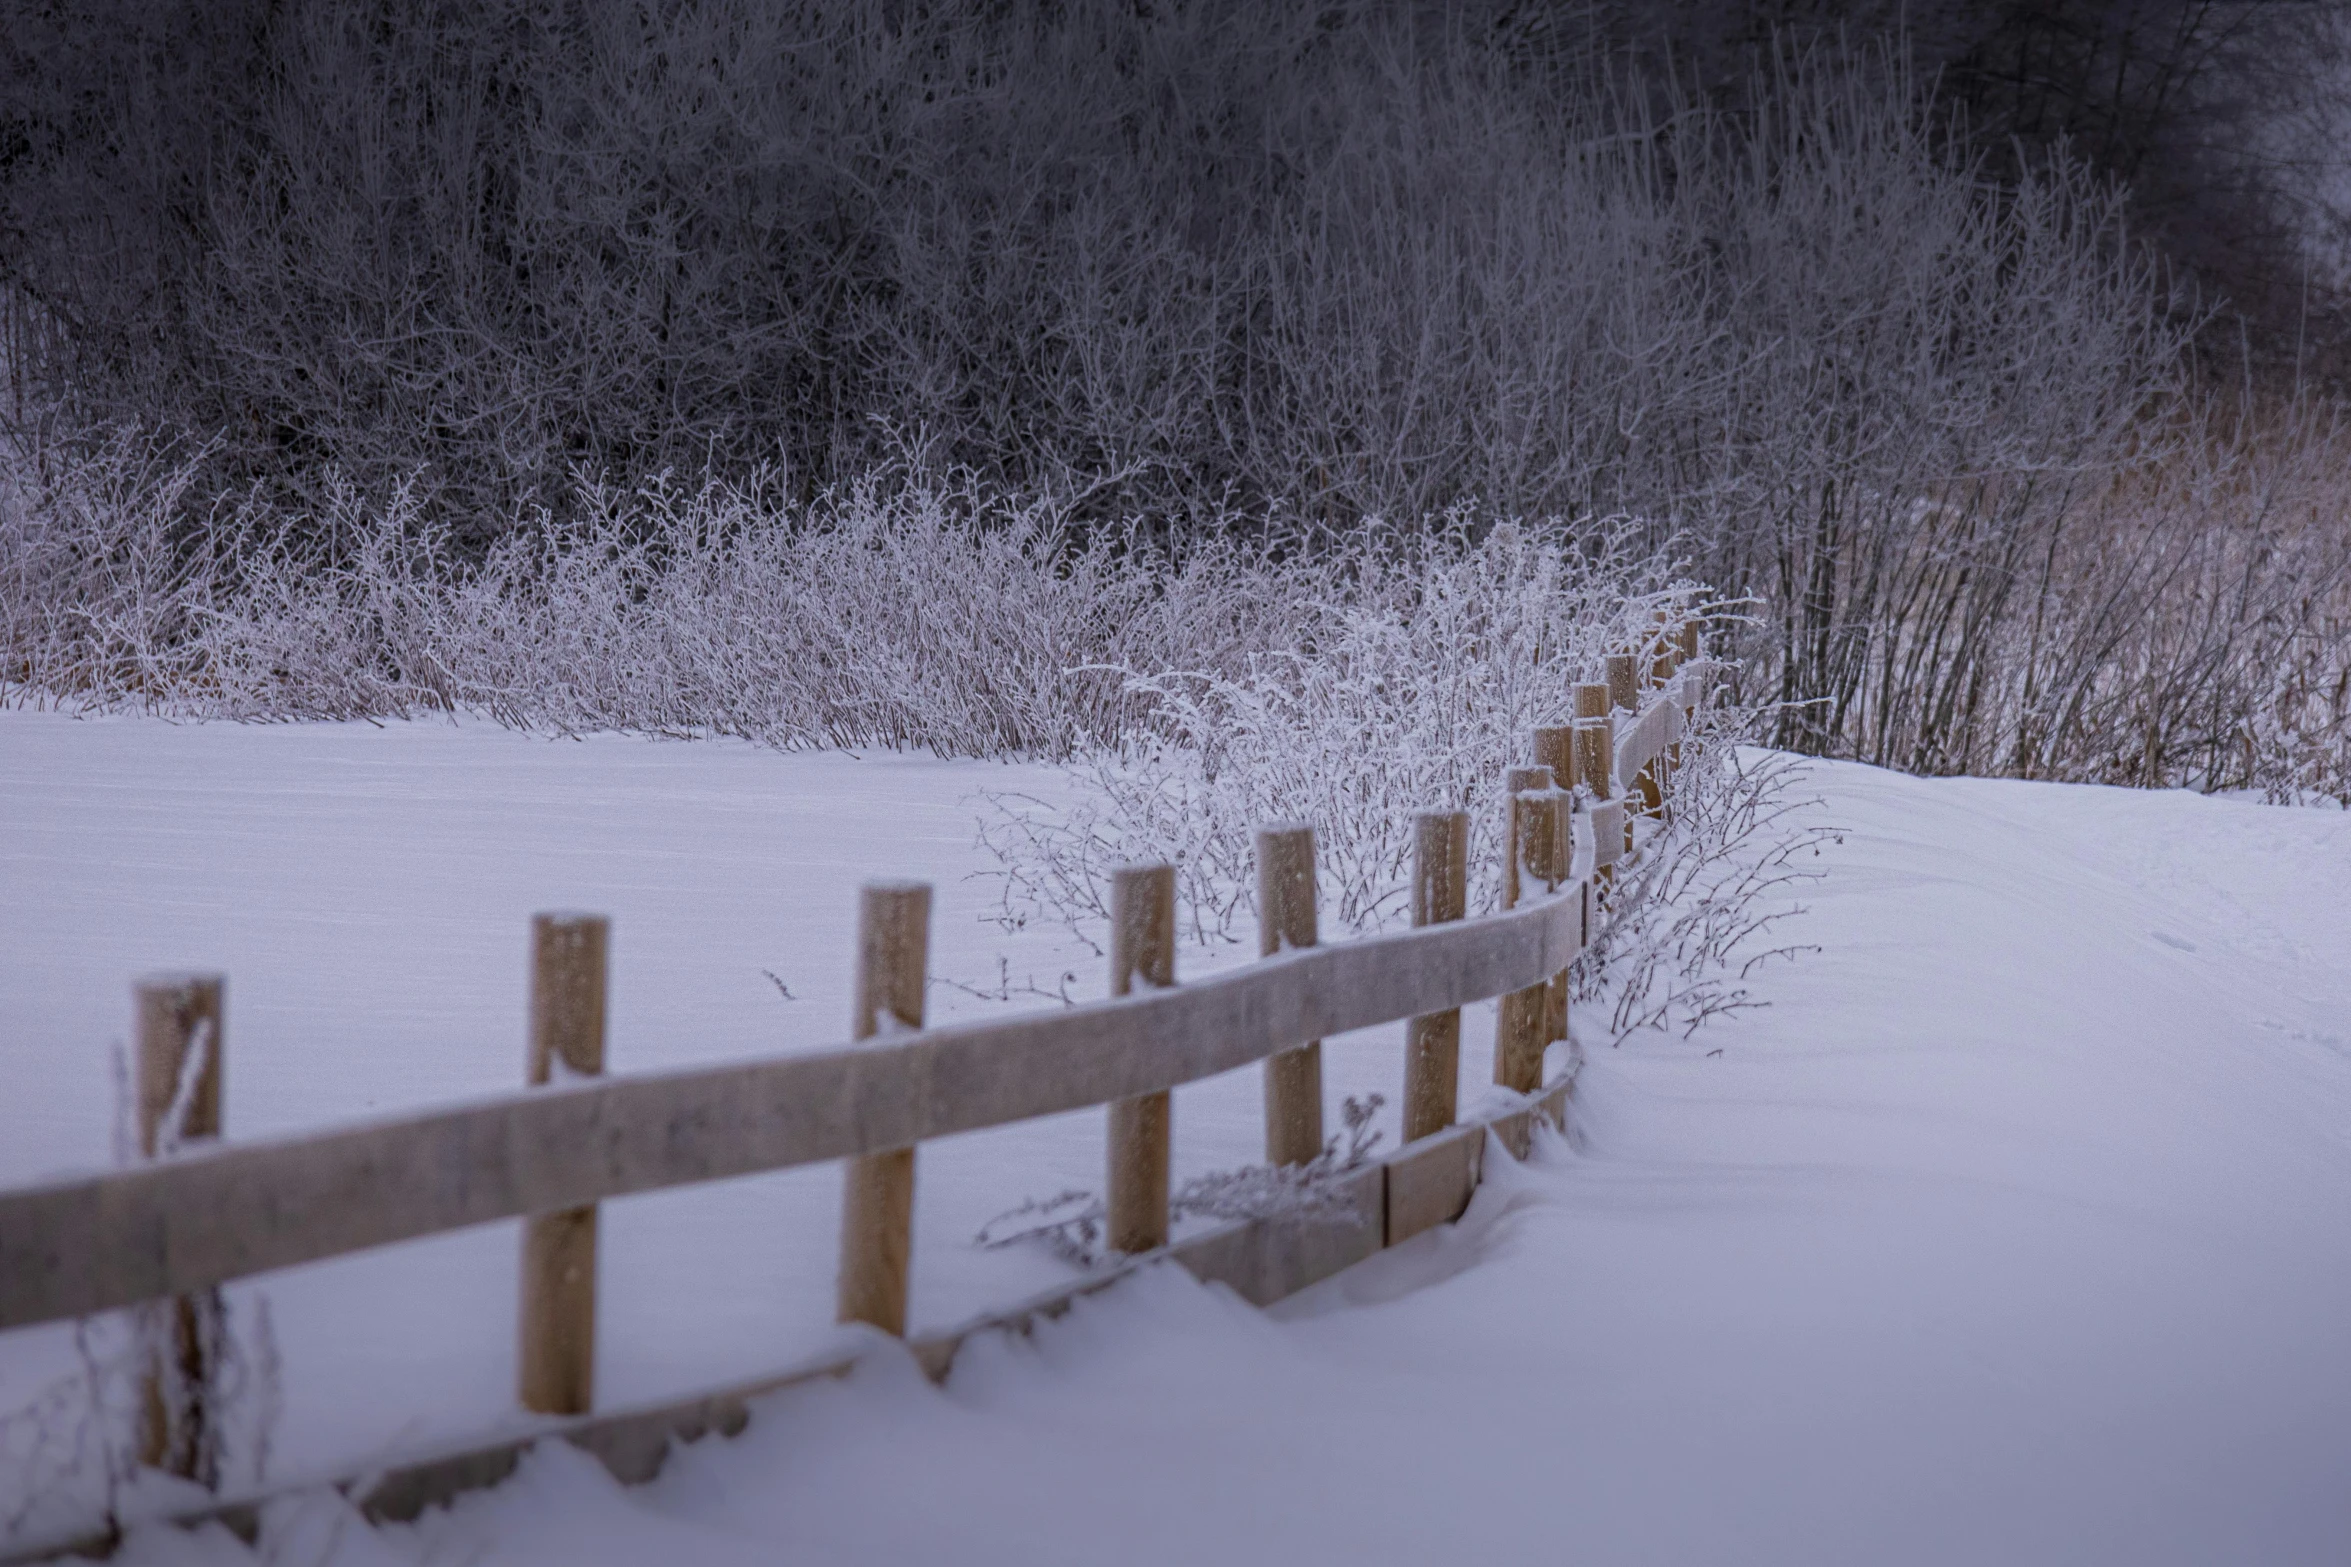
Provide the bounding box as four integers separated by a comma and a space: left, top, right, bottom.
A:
7, 711, 2351, 1563
0, 711, 1510, 1517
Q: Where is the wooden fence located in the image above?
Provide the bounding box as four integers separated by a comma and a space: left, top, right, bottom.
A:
0, 627, 1711, 1555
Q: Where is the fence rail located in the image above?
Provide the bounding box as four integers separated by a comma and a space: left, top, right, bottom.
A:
0, 877, 1588, 1331
0, 623, 1712, 1554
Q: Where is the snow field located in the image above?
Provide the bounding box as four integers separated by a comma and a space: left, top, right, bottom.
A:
6, 712, 2351, 1562
0, 712, 1509, 1491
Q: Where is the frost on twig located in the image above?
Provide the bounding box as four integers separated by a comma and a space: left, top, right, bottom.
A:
2, 1041, 284, 1552
0, 1278, 283, 1554
976, 1094, 1387, 1269
1169, 1093, 1385, 1228
973, 1190, 1106, 1269
929, 958, 1082, 1008
1575, 708, 1839, 1043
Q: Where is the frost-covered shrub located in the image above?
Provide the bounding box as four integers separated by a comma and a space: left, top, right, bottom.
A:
0, 450, 1318, 758
972, 579, 1833, 1052
0, 450, 1725, 786
1575, 728, 1838, 1044
978, 519, 1728, 941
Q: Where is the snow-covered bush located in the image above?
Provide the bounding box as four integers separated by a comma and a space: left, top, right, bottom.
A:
0, 1299, 281, 1555
0, 450, 1311, 758
1576, 730, 1838, 1044
0, 449, 1732, 786
973, 575, 1824, 1044
977, 519, 1726, 942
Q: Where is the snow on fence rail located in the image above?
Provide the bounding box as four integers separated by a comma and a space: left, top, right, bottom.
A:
0, 625, 1710, 1551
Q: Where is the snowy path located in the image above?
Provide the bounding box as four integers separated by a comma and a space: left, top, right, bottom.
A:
6, 714, 2351, 1563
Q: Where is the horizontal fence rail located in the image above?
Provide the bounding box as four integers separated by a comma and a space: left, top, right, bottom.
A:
1615, 670, 1696, 792
0, 883, 1587, 1332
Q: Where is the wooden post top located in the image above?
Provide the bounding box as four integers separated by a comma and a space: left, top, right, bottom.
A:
854, 883, 931, 1040
1605, 653, 1639, 712
1110, 864, 1177, 997
1254, 825, 1318, 957
529, 915, 608, 1085
1410, 812, 1469, 927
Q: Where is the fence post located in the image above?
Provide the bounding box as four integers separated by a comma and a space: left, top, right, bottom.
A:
1633, 618, 1675, 817
1502, 765, 1554, 907
1606, 658, 1643, 855
1650, 607, 1680, 688
1257, 826, 1324, 1166
1667, 619, 1696, 775
1544, 797, 1577, 1047
1573, 678, 1614, 826
519, 914, 607, 1417
1606, 652, 1640, 716
1495, 770, 1560, 1094
1574, 710, 1613, 793
134, 974, 225, 1482
1107, 864, 1176, 1253
1534, 725, 1580, 940
1403, 811, 1468, 1142
1535, 774, 1578, 1045
1534, 723, 1577, 795
837, 882, 930, 1336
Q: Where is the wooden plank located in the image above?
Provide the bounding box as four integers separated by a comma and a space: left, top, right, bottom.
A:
7, 1069, 1577, 1564
1170, 1162, 1386, 1307
1613, 694, 1682, 794
1382, 1121, 1483, 1245
0, 887, 1585, 1332
1590, 797, 1626, 869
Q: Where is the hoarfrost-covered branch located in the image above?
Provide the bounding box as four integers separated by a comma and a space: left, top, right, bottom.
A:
1576, 718, 1840, 1045
977, 1095, 1386, 1270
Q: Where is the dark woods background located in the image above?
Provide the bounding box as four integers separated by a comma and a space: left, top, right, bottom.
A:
5, 0, 2340, 519
1, 0, 2346, 794
1623, 1, 2351, 357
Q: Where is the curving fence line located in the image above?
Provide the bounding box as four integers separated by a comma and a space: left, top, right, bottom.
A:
0, 628, 1714, 1558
